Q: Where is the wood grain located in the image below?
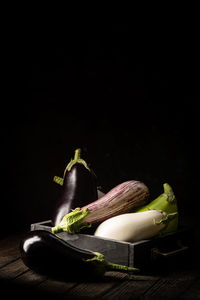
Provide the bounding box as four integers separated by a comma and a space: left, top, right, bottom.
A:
37, 279, 77, 296
179, 277, 200, 299
14, 269, 46, 287
0, 232, 25, 267
0, 230, 200, 299
0, 258, 28, 280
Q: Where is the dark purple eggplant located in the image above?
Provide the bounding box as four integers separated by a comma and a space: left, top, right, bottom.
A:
20, 230, 139, 280
52, 149, 98, 226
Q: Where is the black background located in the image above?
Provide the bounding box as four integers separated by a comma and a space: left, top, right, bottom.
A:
1, 18, 199, 237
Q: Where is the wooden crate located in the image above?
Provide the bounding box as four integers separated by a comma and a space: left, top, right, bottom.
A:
31, 221, 194, 269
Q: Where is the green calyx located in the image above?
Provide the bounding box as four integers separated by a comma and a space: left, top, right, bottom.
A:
64, 148, 90, 174
53, 175, 64, 186
51, 208, 91, 234
153, 211, 178, 235
154, 211, 178, 226
136, 183, 178, 234
53, 149, 90, 186
85, 252, 140, 275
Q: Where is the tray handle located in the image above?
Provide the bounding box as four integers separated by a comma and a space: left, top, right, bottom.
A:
151, 240, 188, 259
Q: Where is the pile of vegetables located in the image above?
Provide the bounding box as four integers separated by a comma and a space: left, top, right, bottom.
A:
94, 183, 178, 242
20, 148, 179, 279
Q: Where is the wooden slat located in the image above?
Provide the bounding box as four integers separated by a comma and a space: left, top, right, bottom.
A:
0, 251, 19, 269
101, 276, 156, 299
64, 281, 117, 299
36, 272, 127, 299
143, 271, 200, 299
0, 232, 25, 251
126, 273, 160, 281
37, 279, 77, 297
104, 271, 130, 280
0, 258, 28, 280
0, 244, 20, 267
14, 269, 46, 287
0, 232, 25, 268
179, 277, 200, 299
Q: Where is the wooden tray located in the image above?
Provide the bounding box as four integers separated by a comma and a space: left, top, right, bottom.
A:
31, 220, 194, 269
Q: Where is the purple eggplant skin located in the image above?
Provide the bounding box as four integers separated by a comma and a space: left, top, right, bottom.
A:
20, 230, 100, 280
52, 149, 98, 226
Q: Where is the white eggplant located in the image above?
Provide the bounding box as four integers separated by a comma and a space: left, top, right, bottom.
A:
94, 210, 178, 243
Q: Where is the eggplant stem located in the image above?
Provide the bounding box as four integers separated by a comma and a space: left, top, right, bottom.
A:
63, 148, 90, 176
74, 148, 81, 160
136, 183, 177, 212
106, 262, 140, 273
163, 183, 176, 204
53, 150, 89, 184
51, 208, 90, 234
86, 252, 140, 274
154, 211, 178, 229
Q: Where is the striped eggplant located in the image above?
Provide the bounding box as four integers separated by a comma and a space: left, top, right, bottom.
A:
52, 180, 150, 234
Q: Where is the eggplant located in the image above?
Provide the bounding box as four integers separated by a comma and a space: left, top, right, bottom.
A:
52, 180, 149, 234
20, 230, 139, 280
52, 149, 98, 226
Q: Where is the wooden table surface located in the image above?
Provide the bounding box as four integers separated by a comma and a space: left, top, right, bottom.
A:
0, 228, 200, 300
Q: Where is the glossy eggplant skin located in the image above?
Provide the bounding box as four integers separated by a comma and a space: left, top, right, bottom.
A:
52, 162, 98, 226
20, 230, 97, 280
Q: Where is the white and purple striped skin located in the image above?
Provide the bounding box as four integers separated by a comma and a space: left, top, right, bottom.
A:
81, 181, 150, 224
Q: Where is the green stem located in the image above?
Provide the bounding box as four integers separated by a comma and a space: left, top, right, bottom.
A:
154, 211, 178, 226
74, 148, 81, 160
136, 183, 177, 213
86, 252, 139, 274
163, 183, 176, 203
64, 148, 90, 175
51, 208, 91, 234
53, 149, 90, 185
106, 262, 140, 273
